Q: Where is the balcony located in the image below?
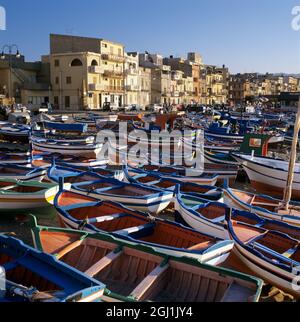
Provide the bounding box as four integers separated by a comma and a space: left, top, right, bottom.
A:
125, 85, 140, 91
103, 86, 124, 93
103, 69, 123, 78
89, 84, 105, 91
102, 53, 125, 63
125, 68, 139, 75
171, 91, 180, 97
89, 66, 104, 74
89, 84, 124, 92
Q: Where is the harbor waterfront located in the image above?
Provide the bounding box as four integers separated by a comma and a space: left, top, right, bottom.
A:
0, 106, 299, 302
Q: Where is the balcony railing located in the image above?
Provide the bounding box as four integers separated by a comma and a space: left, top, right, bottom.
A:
103, 85, 124, 92
103, 69, 123, 78
89, 84, 124, 92
125, 85, 140, 91
89, 66, 104, 74
125, 68, 139, 75
102, 53, 125, 63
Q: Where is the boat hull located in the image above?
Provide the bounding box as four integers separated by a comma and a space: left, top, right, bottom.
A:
232, 245, 300, 298
233, 154, 300, 199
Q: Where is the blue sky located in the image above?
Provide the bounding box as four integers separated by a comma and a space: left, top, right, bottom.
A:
0, 0, 299, 73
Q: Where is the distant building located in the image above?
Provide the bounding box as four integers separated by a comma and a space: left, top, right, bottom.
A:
202, 65, 229, 105
49, 34, 125, 110
229, 73, 300, 105
138, 66, 151, 108
0, 54, 51, 109
124, 53, 139, 106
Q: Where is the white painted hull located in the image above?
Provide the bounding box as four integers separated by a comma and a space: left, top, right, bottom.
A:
233, 245, 299, 297
72, 188, 173, 214
0, 186, 59, 210
233, 154, 300, 197
174, 198, 229, 240
223, 189, 300, 226
32, 141, 103, 157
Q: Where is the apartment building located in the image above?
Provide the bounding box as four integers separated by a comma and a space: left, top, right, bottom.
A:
50, 34, 125, 110
124, 53, 139, 106
138, 66, 151, 107
229, 73, 300, 105
202, 65, 229, 105
0, 54, 51, 108
163, 52, 203, 104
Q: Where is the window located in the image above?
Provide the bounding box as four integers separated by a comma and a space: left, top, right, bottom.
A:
66, 77, 72, 84
70, 58, 83, 67
65, 96, 70, 108
55, 77, 59, 85
118, 48, 122, 56
54, 59, 60, 67
110, 46, 114, 54
91, 59, 98, 66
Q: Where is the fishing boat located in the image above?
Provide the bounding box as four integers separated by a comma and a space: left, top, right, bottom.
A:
232, 153, 300, 198
0, 152, 33, 166
0, 124, 30, 143
138, 165, 219, 185
47, 164, 124, 184
175, 186, 230, 240
226, 210, 300, 298
31, 137, 104, 158
124, 167, 223, 201
0, 234, 106, 302
204, 150, 238, 165
54, 190, 234, 264
31, 221, 263, 302
0, 178, 63, 211
205, 122, 245, 142
70, 175, 174, 214
43, 121, 88, 133
223, 184, 300, 226
0, 164, 46, 181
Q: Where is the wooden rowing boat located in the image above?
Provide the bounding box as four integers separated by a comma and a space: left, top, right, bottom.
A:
226, 210, 300, 298
124, 167, 223, 201
0, 234, 106, 302
31, 137, 103, 158
223, 184, 300, 226
31, 222, 263, 302
232, 153, 300, 199
70, 175, 174, 214
175, 186, 230, 240
0, 179, 63, 211
47, 164, 124, 184
138, 165, 219, 185
53, 190, 233, 265
0, 124, 30, 143
0, 164, 46, 181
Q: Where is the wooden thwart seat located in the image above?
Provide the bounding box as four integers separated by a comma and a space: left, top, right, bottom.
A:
130, 263, 169, 301
221, 282, 254, 302
85, 248, 123, 277
56, 239, 84, 260
251, 201, 279, 207
282, 246, 299, 259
